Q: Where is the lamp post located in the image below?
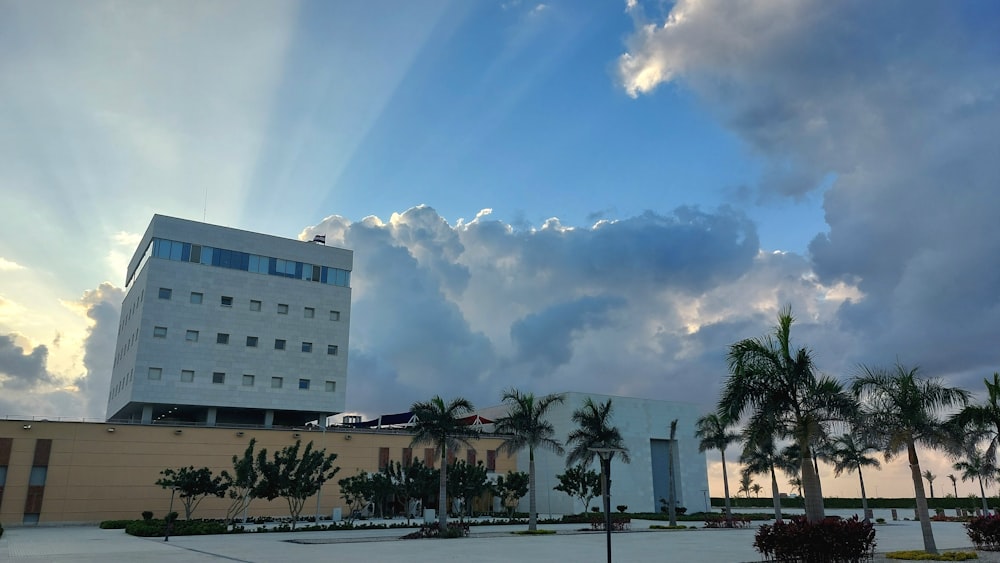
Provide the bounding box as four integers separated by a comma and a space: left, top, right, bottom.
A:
590, 447, 626, 563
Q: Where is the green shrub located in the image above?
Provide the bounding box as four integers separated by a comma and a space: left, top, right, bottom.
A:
650, 524, 689, 530
754, 516, 876, 562
511, 529, 557, 535
966, 514, 1000, 551
125, 519, 226, 537
99, 520, 133, 529
142, 511, 154, 522
886, 551, 978, 561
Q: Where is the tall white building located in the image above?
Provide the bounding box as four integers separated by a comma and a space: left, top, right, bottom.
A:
106, 215, 352, 428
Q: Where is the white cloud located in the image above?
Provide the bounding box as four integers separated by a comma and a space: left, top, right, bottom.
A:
0, 258, 24, 271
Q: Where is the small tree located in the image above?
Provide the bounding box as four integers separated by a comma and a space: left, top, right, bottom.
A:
222, 438, 260, 530
493, 471, 529, 517
392, 459, 437, 522
447, 460, 490, 521
338, 471, 373, 523
553, 464, 601, 513
255, 440, 339, 529
156, 466, 228, 520
371, 470, 396, 518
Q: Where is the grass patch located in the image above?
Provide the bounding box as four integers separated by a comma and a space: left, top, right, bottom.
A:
885, 551, 978, 561
649, 524, 690, 530
511, 529, 557, 535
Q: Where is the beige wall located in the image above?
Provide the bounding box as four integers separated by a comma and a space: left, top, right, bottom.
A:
0, 421, 515, 524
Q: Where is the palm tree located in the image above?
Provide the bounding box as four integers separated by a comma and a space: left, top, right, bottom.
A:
695, 413, 738, 525
853, 363, 970, 554
565, 398, 631, 519
740, 433, 796, 523
923, 470, 937, 498
750, 483, 763, 497
827, 432, 881, 522
950, 373, 1000, 461
410, 395, 479, 530
721, 306, 857, 522
953, 448, 998, 513
494, 389, 565, 531
738, 472, 753, 498
789, 476, 803, 498
948, 474, 958, 497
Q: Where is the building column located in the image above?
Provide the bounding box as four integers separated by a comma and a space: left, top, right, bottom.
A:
141, 405, 153, 425
264, 410, 274, 428
206, 407, 217, 427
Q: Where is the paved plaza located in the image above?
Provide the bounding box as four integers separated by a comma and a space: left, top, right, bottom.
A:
0, 517, 992, 563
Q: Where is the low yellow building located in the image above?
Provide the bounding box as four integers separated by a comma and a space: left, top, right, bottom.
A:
0, 420, 515, 524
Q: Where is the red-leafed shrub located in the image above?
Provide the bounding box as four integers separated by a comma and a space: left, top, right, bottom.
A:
754, 515, 876, 562
966, 514, 1000, 550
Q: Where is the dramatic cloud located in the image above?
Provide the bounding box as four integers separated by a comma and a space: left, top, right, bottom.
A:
618, 0, 1000, 388
0, 284, 121, 419
0, 334, 53, 390
301, 205, 851, 418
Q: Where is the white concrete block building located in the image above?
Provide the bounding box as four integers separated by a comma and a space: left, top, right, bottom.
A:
480, 392, 710, 515
106, 215, 352, 428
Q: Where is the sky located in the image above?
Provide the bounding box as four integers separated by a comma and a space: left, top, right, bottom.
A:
2, 0, 1000, 500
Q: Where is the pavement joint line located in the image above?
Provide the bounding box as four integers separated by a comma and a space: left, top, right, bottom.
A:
144, 537, 256, 563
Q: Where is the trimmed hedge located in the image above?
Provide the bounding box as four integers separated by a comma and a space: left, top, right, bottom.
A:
886, 551, 978, 561
754, 516, 876, 562
124, 519, 227, 537
716, 497, 997, 511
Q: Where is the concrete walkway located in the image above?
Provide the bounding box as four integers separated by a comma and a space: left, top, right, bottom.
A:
0, 518, 988, 562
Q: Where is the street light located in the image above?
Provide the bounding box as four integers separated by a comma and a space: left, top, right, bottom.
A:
590, 447, 626, 563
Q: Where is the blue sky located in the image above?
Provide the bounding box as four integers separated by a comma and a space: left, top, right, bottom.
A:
2, 0, 1000, 498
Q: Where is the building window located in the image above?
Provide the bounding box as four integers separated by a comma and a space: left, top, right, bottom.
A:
277, 303, 288, 314
212, 372, 225, 384
304, 307, 315, 318
158, 287, 172, 300
274, 339, 286, 350
221, 296, 233, 307
190, 292, 203, 304
185, 330, 199, 342
181, 370, 194, 382
148, 367, 162, 380
325, 381, 336, 392
271, 376, 283, 389
246, 336, 258, 348
217, 333, 229, 345
330, 310, 341, 321
153, 326, 167, 338
327, 345, 339, 356
298, 378, 310, 390
301, 342, 312, 353
242, 374, 255, 386
250, 300, 262, 312
486, 450, 497, 471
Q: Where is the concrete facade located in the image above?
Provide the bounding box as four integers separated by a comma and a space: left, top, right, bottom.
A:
480, 392, 710, 515
0, 420, 516, 524
106, 215, 353, 427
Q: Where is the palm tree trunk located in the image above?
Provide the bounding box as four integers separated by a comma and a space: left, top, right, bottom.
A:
769, 466, 782, 523
908, 441, 937, 554
858, 465, 870, 523
528, 447, 537, 531
800, 440, 825, 522
439, 445, 448, 530
720, 449, 733, 526
812, 449, 824, 500
979, 476, 989, 513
